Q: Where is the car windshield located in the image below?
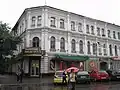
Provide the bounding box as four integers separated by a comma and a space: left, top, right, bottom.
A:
77, 71, 88, 75
55, 71, 63, 76
99, 71, 107, 74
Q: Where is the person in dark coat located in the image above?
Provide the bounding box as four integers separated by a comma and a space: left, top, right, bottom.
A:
19, 68, 24, 83
62, 70, 67, 84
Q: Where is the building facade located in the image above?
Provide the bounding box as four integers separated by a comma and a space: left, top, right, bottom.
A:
12, 6, 120, 77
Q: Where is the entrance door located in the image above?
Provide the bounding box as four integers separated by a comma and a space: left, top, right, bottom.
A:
100, 62, 108, 70
31, 60, 39, 76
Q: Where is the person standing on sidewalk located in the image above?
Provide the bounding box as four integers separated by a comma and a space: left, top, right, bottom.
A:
69, 69, 76, 90
16, 70, 20, 82
62, 70, 67, 84
19, 68, 24, 83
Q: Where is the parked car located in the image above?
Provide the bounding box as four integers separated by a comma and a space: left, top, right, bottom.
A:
106, 69, 120, 81
53, 70, 68, 84
76, 71, 90, 83
89, 70, 110, 81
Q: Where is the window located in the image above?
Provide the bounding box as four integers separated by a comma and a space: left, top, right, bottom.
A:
98, 42, 102, 55
118, 32, 120, 39
37, 16, 41, 26
91, 26, 94, 35
50, 17, 56, 27
87, 41, 91, 54
20, 26, 22, 34
22, 23, 24, 33
102, 28, 105, 36
115, 45, 118, 56
60, 19, 64, 29
93, 43, 96, 55
71, 39, 76, 53
109, 45, 112, 56
60, 37, 65, 52
50, 36, 56, 51
71, 21, 75, 31
32, 37, 39, 47
79, 40, 84, 54
97, 27, 100, 36
78, 23, 82, 32
108, 30, 111, 38
103, 44, 107, 55
113, 31, 116, 39
31, 16, 36, 27
86, 25, 89, 34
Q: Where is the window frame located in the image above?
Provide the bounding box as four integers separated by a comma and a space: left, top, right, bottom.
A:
60, 19, 65, 29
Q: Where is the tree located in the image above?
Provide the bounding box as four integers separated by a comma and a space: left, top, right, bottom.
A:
0, 21, 22, 73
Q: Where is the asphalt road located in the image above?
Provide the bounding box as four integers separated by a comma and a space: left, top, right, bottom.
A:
1, 81, 120, 90
1, 74, 120, 90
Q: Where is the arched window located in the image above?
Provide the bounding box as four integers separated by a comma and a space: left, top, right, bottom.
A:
32, 37, 39, 47
93, 43, 96, 55
103, 44, 107, 55
87, 41, 91, 54
71, 39, 76, 53
60, 37, 65, 52
79, 40, 83, 53
50, 36, 56, 51
115, 45, 118, 56
109, 45, 112, 56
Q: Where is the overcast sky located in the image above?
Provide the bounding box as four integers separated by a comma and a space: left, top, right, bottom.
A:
0, 0, 120, 28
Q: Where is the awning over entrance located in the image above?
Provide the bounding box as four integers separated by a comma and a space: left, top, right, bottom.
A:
55, 54, 89, 61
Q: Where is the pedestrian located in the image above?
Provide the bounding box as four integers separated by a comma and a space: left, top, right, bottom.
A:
62, 70, 67, 84
16, 70, 20, 82
19, 68, 24, 83
69, 69, 76, 90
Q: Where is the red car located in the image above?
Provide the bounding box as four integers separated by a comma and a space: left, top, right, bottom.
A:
89, 70, 110, 81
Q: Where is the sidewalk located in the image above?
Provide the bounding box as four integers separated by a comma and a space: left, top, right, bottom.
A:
0, 74, 54, 85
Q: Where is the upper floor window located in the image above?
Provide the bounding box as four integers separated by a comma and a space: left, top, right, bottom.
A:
103, 44, 107, 55
98, 42, 102, 55
97, 27, 100, 36
86, 25, 89, 34
50, 36, 56, 51
78, 23, 82, 32
113, 31, 116, 39
71, 21, 75, 31
102, 28, 105, 37
31, 16, 36, 27
87, 41, 91, 54
50, 17, 56, 27
79, 40, 84, 54
93, 43, 96, 55
91, 26, 94, 35
107, 30, 111, 38
71, 39, 76, 53
115, 45, 118, 56
118, 32, 120, 40
60, 19, 64, 29
60, 37, 65, 52
32, 37, 39, 47
37, 16, 42, 26
20, 26, 22, 34
21, 23, 24, 33
109, 44, 112, 56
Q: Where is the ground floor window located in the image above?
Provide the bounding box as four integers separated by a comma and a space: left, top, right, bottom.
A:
50, 60, 85, 71
31, 60, 40, 76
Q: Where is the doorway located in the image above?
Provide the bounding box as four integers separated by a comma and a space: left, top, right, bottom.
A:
100, 62, 108, 70
31, 60, 39, 76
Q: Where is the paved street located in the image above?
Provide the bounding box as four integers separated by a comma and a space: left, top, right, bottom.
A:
0, 74, 54, 85
1, 81, 120, 90
1, 74, 120, 90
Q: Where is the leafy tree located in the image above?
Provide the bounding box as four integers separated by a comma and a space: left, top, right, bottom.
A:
0, 21, 21, 73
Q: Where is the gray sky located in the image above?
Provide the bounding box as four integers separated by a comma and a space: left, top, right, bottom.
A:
0, 0, 120, 28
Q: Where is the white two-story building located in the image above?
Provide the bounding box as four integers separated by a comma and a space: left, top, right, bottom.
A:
11, 5, 120, 77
